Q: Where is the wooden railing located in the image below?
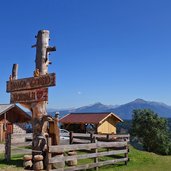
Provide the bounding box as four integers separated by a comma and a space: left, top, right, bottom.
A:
70, 133, 130, 144
47, 138, 129, 171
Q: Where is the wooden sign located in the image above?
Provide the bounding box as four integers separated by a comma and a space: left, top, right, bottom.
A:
7, 124, 13, 134
7, 73, 56, 92
10, 88, 48, 103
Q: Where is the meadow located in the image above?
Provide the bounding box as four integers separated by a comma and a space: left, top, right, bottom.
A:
0, 146, 171, 171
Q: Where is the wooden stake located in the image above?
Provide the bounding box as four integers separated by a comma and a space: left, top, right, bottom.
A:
12, 64, 18, 80
47, 137, 52, 171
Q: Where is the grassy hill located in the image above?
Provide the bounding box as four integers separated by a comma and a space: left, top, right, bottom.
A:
99, 146, 171, 171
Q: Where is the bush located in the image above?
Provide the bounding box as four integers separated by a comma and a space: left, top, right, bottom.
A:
131, 109, 171, 155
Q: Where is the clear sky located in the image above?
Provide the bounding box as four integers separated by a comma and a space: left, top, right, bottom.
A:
0, 0, 171, 108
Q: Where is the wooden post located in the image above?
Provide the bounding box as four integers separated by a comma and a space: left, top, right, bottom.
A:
107, 134, 110, 152
35, 30, 56, 75
6, 30, 57, 170
70, 131, 73, 144
47, 137, 52, 171
12, 64, 18, 80
124, 139, 128, 165
4, 113, 7, 131
22, 30, 56, 169
94, 139, 98, 171
106, 134, 110, 141
31, 30, 56, 159
5, 133, 11, 162
90, 133, 94, 143
0, 123, 3, 142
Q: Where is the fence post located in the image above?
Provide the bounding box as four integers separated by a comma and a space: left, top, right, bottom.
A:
47, 137, 52, 171
106, 134, 110, 152
124, 139, 128, 165
5, 132, 11, 162
94, 139, 98, 171
106, 134, 110, 141
90, 133, 94, 143
70, 131, 73, 144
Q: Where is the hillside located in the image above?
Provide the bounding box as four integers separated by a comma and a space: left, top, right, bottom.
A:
49, 99, 171, 119
100, 146, 171, 171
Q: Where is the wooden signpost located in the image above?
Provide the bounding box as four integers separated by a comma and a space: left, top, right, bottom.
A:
10, 88, 48, 103
7, 73, 56, 92
6, 30, 59, 170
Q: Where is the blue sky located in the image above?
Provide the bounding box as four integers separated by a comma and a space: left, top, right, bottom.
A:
0, 0, 171, 108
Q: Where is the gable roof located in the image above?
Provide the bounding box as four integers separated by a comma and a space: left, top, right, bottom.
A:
0, 104, 15, 115
59, 112, 123, 124
0, 104, 31, 123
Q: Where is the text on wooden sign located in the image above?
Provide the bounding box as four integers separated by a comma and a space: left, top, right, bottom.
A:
10, 88, 48, 103
7, 73, 56, 92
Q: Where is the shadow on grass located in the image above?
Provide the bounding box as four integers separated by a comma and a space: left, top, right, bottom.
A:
0, 154, 23, 168
0, 159, 23, 167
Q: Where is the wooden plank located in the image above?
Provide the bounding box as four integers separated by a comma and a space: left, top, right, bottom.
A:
94, 134, 130, 139
72, 138, 91, 144
7, 73, 56, 92
49, 143, 97, 153
49, 141, 127, 153
72, 133, 91, 138
95, 141, 127, 149
72, 133, 130, 139
50, 157, 128, 171
49, 149, 128, 164
10, 88, 48, 103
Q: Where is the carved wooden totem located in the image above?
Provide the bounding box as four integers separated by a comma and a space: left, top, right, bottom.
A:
7, 30, 59, 169
31, 30, 57, 159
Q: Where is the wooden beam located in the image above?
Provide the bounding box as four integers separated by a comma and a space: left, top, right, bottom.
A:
49, 149, 128, 164
49, 141, 127, 153
12, 64, 18, 80
49, 158, 128, 171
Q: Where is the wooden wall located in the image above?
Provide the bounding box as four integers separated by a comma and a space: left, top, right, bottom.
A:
0, 121, 27, 143
0, 121, 5, 142
97, 116, 117, 134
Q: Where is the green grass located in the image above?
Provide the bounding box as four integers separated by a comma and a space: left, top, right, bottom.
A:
98, 146, 171, 171
0, 146, 171, 170
0, 153, 23, 171
76, 146, 171, 171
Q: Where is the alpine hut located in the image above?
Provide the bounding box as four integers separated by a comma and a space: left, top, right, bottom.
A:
59, 112, 123, 134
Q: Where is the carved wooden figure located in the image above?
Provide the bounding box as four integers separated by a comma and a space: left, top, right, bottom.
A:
31, 30, 57, 164
7, 30, 58, 170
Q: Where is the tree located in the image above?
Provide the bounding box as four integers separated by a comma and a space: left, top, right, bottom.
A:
131, 109, 171, 155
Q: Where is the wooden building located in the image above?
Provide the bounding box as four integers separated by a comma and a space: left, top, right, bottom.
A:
59, 112, 123, 134
0, 104, 31, 142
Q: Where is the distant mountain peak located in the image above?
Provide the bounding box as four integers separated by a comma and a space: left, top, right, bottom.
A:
93, 102, 104, 106
49, 99, 171, 119
133, 98, 146, 103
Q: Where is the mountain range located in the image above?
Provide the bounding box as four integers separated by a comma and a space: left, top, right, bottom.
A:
48, 99, 171, 120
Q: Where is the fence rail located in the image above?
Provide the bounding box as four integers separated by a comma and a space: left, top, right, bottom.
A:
47, 137, 129, 171
70, 133, 130, 144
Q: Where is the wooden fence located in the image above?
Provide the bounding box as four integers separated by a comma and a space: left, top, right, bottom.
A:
47, 137, 129, 171
69, 132, 130, 144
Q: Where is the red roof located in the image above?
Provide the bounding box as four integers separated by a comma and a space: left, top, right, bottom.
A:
59, 112, 123, 124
